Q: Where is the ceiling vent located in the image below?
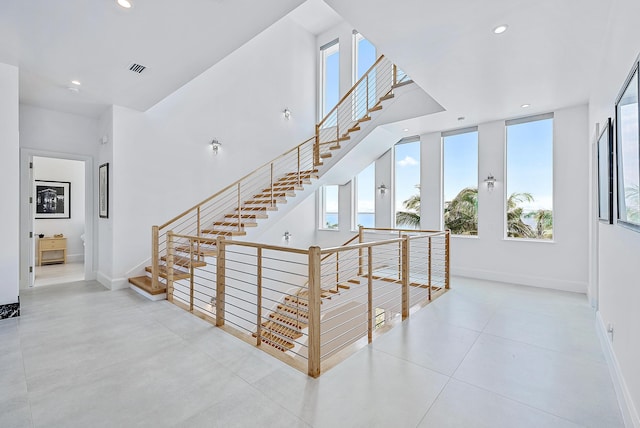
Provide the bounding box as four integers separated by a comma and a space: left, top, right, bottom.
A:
128, 63, 147, 74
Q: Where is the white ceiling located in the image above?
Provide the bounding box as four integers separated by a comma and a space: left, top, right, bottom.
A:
0, 0, 616, 131
0, 0, 304, 118
324, 0, 613, 135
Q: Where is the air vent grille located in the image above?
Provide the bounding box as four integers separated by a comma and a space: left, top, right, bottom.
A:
128, 63, 146, 74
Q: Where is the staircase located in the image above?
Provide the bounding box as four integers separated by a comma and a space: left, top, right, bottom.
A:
128, 54, 410, 299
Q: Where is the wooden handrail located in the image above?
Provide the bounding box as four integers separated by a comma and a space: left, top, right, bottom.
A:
317, 55, 386, 129
158, 136, 315, 230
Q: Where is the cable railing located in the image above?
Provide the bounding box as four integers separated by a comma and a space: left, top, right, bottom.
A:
164, 227, 449, 377
147, 137, 316, 292
313, 55, 409, 165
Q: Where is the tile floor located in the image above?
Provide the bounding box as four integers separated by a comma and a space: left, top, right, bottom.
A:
0, 277, 623, 427
33, 262, 84, 287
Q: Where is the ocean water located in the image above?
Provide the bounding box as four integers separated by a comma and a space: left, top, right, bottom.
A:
324, 213, 375, 228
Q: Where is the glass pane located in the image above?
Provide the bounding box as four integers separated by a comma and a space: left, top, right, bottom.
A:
323, 185, 339, 229
597, 121, 611, 221
323, 44, 340, 126
356, 36, 376, 81
443, 131, 478, 235
506, 118, 554, 239
395, 140, 421, 229
356, 163, 375, 228
617, 70, 640, 225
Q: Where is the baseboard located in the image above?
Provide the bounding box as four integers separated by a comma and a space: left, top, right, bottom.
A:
452, 266, 587, 293
596, 311, 640, 428
66, 254, 85, 264
96, 272, 129, 291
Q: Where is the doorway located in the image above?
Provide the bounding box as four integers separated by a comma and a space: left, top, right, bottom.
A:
32, 156, 86, 286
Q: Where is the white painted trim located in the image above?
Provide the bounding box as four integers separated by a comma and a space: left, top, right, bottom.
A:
67, 254, 85, 263
596, 311, 640, 428
129, 284, 166, 301
96, 272, 129, 291
452, 266, 587, 293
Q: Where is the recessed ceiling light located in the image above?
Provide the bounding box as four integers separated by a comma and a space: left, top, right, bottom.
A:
117, 0, 132, 8
403, 128, 409, 132
71, 80, 81, 86
66, 86, 80, 93
521, 103, 531, 108
493, 24, 508, 34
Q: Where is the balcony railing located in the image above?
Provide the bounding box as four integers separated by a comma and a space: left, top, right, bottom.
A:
164, 227, 449, 377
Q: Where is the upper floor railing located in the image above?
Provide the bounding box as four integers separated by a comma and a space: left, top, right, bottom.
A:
163, 227, 449, 377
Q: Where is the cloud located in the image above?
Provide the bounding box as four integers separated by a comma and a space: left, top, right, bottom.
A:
398, 155, 418, 167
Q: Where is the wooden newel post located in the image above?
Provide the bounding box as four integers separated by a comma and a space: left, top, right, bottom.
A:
401, 235, 409, 320
445, 230, 450, 290
216, 236, 226, 327
358, 225, 364, 276
152, 225, 159, 291
367, 246, 373, 343
166, 230, 175, 302
256, 247, 263, 346
308, 246, 321, 378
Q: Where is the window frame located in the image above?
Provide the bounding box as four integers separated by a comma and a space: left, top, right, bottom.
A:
615, 60, 640, 231
597, 117, 614, 224
319, 38, 340, 123
442, 127, 479, 237
504, 113, 555, 241
353, 162, 376, 231
393, 136, 421, 230
319, 185, 340, 231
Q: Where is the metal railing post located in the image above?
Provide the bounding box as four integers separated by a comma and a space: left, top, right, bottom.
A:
216, 236, 226, 326
308, 246, 321, 378
151, 225, 159, 291
401, 235, 409, 320
314, 124, 320, 166
270, 163, 275, 207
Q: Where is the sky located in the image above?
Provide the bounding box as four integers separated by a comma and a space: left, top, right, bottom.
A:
443, 131, 478, 203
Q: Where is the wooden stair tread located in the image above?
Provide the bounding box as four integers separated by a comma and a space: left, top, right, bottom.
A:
260, 332, 295, 351
225, 213, 267, 219
200, 229, 247, 236
337, 283, 351, 290
213, 221, 258, 227
144, 265, 190, 280
261, 321, 302, 340
329, 145, 341, 150
128, 276, 166, 295
368, 105, 383, 112
320, 153, 332, 159
348, 126, 361, 133
175, 245, 217, 257
244, 200, 284, 205
380, 93, 395, 101
348, 278, 361, 284
237, 206, 277, 212
160, 255, 207, 268
358, 116, 372, 123
269, 312, 307, 329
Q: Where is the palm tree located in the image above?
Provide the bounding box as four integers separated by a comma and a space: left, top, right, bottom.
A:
624, 184, 640, 223
444, 187, 478, 235
525, 209, 553, 239
395, 194, 420, 227
507, 193, 535, 238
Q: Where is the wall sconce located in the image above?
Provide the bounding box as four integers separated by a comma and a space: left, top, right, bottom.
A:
211, 139, 222, 154
283, 231, 292, 242
283, 108, 291, 120
377, 183, 388, 196
484, 174, 496, 191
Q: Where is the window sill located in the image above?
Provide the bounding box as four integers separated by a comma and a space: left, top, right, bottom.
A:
451, 234, 479, 239
503, 237, 555, 244
617, 220, 640, 233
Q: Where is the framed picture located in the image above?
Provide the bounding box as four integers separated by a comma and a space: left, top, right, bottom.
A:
99, 163, 109, 218
35, 180, 70, 219
597, 117, 614, 223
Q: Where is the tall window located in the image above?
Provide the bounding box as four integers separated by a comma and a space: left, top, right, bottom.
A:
355, 162, 375, 228
616, 65, 640, 227
443, 128, 478, 235
394, 138, 421, 229
506, 114, 554, 240
353, 32, 376, 83
320, 39, 340, 126
320, 185, 339, 230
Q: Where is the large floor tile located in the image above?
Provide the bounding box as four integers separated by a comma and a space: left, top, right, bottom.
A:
453, 334, 624, 427
484, 307, 604, 363
373, 315, 479, 375
419, 379, 581, 428
0, 396, 32, 428
254, 349, 449, 427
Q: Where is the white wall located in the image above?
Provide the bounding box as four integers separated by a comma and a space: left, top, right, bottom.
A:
0, 63, 19, 306
102, 17, 317, 288
33, 157, 85, 262
420, 105, 589, 292
19, 104, 99, 287
589, 0, 640, 424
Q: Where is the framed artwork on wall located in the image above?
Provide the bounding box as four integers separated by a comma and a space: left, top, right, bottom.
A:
35, 180, 71, 219
99, 163, 109, 218
597, 117, 614, 224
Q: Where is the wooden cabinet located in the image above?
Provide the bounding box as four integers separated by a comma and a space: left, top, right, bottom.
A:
38, 237, 67, 266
